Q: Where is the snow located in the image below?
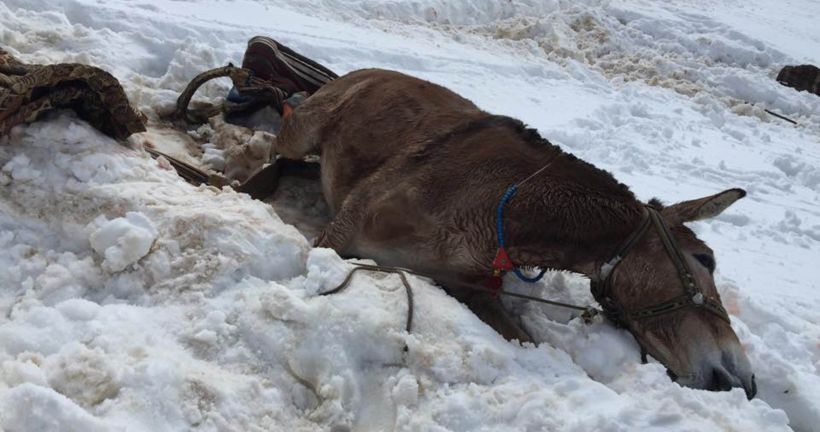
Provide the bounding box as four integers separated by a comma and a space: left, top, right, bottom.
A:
90, 212, 158, 272
1, 0, 818, 431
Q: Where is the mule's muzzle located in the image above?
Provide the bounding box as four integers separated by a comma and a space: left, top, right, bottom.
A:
673, 356, 757, 400
708, 367, 757, 400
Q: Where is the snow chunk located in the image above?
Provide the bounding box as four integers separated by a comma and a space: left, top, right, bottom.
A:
0, 383, 108, 432
89, 212, 158, 272
303, 248, 354, 296
56, 299, 101, 322
45, 343, 122, 407
1, 353, 48, 388
2, 154, 38, 182
391, 372, 419, 407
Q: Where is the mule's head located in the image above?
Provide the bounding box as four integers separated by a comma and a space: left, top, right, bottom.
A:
596, 188, 756, 398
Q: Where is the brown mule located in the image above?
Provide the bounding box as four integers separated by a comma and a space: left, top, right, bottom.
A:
274, 68, 756, 398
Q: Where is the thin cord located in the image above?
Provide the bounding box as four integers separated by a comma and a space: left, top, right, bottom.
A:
516, 160, 554, 187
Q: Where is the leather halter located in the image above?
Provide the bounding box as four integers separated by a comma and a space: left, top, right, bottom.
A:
591, 206, 730, 327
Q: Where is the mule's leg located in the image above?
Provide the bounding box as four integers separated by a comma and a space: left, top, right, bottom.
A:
314, 179, 425, 256
313, 189, 368, 253
454, 290, 533, 343
314, 215, 355, 251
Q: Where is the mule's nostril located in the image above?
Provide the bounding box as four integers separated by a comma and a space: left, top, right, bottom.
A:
711, 367, 737, 392
747, 374, 758, 400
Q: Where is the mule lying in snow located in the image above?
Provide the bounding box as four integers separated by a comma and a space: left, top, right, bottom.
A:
1, 40, 756, 398
272, 68, 756, 398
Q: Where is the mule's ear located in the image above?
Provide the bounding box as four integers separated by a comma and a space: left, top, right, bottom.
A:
662, 188, 746, 225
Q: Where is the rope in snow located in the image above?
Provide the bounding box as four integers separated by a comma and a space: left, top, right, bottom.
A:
320, 263, 415, 333
321, 263, 600, 337
441, 275, 601, 323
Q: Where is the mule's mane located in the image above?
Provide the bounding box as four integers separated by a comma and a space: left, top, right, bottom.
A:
488, 115, 644, 251
417, 113, 637, 203
498, 115, 636, 201
412, 111, 643, 251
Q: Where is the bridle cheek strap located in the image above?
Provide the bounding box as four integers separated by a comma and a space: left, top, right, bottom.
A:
591, 206, 731, 327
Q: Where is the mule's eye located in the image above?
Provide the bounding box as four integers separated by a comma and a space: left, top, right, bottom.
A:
694, 253, 716, 273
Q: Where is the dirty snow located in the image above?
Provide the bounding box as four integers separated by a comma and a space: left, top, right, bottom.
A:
1, 0, 818, 431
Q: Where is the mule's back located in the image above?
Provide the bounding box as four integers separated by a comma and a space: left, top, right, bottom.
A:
278, 69, 488, 210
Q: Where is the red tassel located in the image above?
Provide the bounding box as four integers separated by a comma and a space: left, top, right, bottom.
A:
492, 247, 514, 272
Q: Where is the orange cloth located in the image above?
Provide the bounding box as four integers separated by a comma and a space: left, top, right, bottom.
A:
282, 102, 294, 119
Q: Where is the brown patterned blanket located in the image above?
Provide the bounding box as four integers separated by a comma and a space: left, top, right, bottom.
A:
0, 48, 145, 140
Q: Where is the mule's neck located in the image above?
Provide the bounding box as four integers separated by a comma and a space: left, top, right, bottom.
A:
499, 156, 645, 280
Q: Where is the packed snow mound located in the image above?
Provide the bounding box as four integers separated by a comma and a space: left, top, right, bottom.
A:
1, 0, 819, 431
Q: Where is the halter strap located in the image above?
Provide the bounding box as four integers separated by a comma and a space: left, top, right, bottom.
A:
599, 207, 651, 280
592, 206, 730, 326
